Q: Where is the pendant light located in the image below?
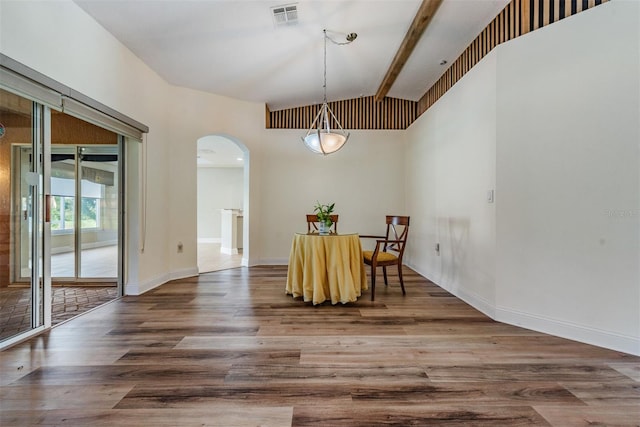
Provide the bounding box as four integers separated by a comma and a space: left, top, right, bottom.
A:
302, 29, 356, 155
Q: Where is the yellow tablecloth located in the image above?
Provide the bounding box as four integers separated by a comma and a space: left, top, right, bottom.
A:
286, 233, 367, 305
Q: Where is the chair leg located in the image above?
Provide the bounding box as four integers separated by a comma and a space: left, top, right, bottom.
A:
398, 264, 406, 295
370, 265, 376, 301
383, 266, 388, 286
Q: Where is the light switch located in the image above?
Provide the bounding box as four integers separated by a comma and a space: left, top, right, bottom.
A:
487, 190, 494, 203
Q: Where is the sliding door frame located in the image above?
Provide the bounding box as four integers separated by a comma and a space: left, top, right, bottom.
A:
1, 55, 147, 349
41, 104, 52, 329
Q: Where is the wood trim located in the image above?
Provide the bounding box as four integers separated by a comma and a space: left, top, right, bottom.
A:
267, 96, 417, 130
374, 0, 444, 102
265, 104, 271, 129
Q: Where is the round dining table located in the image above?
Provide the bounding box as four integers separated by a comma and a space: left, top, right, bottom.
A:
285, 232, 367, 305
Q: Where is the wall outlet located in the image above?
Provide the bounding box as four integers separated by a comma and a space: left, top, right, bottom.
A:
177, 242, 183, 253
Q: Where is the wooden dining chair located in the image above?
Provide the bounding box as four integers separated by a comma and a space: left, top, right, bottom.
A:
361, 215, 410, 301
306, 214, 339, 233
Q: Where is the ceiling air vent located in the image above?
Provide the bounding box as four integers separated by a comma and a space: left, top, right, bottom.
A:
272, 4, 298, 26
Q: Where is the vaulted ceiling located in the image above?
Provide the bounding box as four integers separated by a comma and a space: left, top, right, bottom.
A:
74, 0, 509, 111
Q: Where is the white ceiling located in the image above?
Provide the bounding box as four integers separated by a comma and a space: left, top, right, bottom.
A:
74, 0, 509, 112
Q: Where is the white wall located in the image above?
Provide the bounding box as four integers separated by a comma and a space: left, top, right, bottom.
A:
255, 128, 407, 264
406, 51, 497, 316
197, 167, 244, 240
405, 1, 640, 355
495, 1, 640, 355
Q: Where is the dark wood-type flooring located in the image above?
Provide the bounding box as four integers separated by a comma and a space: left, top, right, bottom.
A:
1, 266, 638, 426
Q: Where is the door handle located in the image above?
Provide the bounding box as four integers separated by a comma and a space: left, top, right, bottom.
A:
45, 194, 51, 223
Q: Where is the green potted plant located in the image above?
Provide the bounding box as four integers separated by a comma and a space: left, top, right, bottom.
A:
314, 201, 335, 234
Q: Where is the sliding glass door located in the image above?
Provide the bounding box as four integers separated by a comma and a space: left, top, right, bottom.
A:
79, 147, 119, 279
50, 145, 120, 280
1, 62, 141, 347
0, 88, 47, 342
2, 90, 124, 346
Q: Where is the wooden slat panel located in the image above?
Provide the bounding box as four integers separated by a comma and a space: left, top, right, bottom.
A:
267, 96, 419, 130
543, 0, 551, 26
515, 0, 521, 36
522, 0, 531, 35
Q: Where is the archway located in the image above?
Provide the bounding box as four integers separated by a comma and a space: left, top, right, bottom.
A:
196, 134, 249, 272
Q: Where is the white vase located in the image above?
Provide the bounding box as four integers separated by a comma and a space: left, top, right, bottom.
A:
319, 223, 330, 235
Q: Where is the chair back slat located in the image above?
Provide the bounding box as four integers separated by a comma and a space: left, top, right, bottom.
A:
384, 215, 410, 255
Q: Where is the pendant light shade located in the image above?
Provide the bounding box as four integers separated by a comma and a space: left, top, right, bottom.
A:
302, 29, 354, 155
302, 103, 350, 155
303, 131, 348, 155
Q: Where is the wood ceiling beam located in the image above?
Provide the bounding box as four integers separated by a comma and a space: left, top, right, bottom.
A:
374, 0, 443, 102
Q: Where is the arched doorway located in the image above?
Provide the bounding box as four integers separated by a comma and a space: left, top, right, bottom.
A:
196, 134, 248, 272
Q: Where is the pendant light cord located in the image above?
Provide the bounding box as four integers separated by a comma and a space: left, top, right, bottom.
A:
322, 29, 357, 104
323, 29, 327, 104
301, 28, 355, 155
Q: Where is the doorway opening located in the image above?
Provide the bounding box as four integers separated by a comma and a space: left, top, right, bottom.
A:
47, 112, 122, 328
50, 145, 120, 280
47, 111, 122, 326
196, 135, 248, 273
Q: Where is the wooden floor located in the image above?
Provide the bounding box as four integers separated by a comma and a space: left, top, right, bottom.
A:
1, 266, 638, 426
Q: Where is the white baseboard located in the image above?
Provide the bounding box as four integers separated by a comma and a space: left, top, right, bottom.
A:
220, 247, 238, 255
170, 267, 199, 281
126, 267, 199, 296
456, 287, 496, 319
125, 272, 168, 295
406, 262, 640, 356
495, 306, 640, 356
253, 257, 288, 266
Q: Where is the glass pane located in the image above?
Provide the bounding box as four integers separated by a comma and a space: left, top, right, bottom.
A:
50, 149, 76, 278
0, 88, 39, 341
79, 148, 118, 278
